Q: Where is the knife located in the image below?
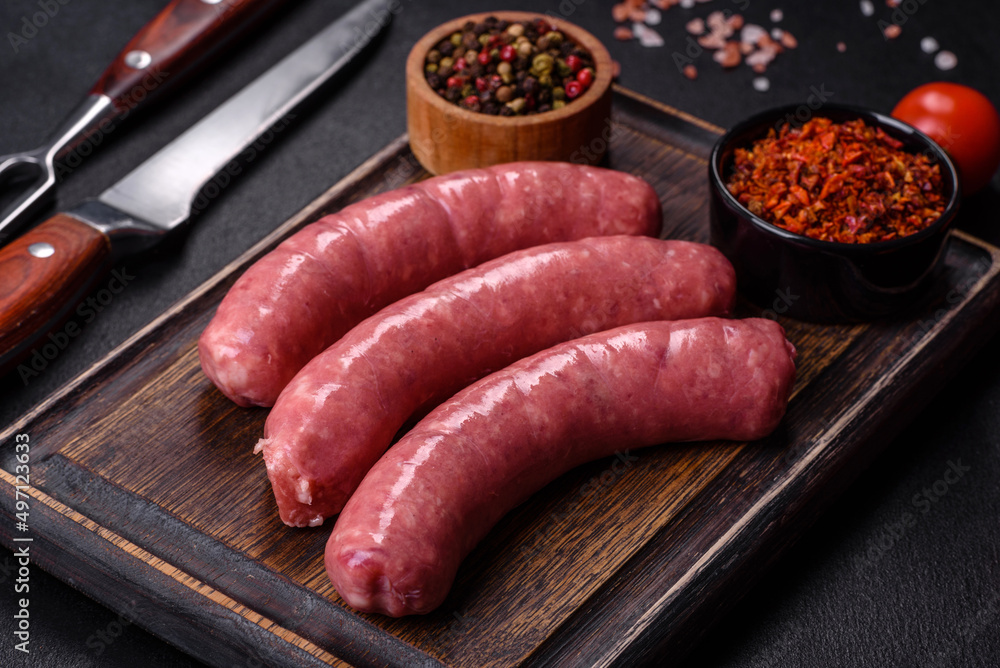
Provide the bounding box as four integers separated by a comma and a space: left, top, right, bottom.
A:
0, 0, 392, 374
0, 0, 285, 242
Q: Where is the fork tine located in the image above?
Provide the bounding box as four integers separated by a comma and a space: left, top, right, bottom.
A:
0, 152, 42, 182
0, 168, 57, 243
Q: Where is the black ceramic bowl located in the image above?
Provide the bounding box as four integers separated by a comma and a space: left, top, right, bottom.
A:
709, 104, 961, 323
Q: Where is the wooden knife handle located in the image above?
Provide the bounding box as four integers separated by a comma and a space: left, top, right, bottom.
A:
0, 215, 111, 374
90, 0, 283, 112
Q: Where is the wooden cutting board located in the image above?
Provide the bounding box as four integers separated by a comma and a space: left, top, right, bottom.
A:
3, 87, 1000, 668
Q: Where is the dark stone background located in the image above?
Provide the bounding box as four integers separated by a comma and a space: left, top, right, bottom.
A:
0, 1, 997, 666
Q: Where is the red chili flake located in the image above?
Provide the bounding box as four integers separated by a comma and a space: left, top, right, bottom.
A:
725, 117, 947, 243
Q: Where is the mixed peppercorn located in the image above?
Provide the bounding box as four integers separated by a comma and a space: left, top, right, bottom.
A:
726, 117, 947, 244
423, 16, 597, 116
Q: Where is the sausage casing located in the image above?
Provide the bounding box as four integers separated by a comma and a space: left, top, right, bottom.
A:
199, 163, 662, 407
326, 318, 797, 616
258, 237, 736, 527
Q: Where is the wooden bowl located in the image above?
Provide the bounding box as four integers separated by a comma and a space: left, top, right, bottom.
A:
406, 12, 614, 175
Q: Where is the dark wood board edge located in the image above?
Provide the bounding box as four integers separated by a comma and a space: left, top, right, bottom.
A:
523, 231, 1000, 666
26, 453, 446, 668
0, 467, 357, 668
610, 85, 724, 155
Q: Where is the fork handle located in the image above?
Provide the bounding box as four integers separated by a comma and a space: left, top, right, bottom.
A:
0, 214, 111, 376
90, 0, 283, 113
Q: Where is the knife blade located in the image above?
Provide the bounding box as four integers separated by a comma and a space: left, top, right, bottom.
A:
0, 0, 392, 374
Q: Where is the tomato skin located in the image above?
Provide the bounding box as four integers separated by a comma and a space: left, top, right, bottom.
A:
892, 82, 1000, 195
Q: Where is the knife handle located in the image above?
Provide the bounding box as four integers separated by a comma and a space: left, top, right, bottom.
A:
0, 215, 111, 374
90, 0, 283, 113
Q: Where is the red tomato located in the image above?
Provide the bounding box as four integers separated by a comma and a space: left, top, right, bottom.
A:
892, 82, 1000, 194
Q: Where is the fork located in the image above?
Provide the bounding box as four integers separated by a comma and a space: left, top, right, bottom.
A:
0, 0, 282, 244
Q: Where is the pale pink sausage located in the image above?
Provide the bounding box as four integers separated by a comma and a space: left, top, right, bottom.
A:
257, 237, 736, 527
199, 163, 662, 407
325, 318, 797, 616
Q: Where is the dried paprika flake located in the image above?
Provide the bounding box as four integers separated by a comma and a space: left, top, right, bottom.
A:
726, 117, 947, 243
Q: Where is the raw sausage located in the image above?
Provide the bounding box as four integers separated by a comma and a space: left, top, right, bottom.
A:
257, 237, 736, 527
325, 318, 797, 616
199, 162, 662, 407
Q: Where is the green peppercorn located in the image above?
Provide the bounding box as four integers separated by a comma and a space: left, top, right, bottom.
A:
556, 59, 572, 78
439, 56, 454, 71
425, 63, 438, 74
538, 73, 553, 88
553, 99, 566, 110
450, 32, 462, 47
547, 31, 564, 46
427, 50, 442, 64
461, 84, 475, 98
552, 86, 565, 100
532, 53, 554, 75
478, 33, 491, 47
